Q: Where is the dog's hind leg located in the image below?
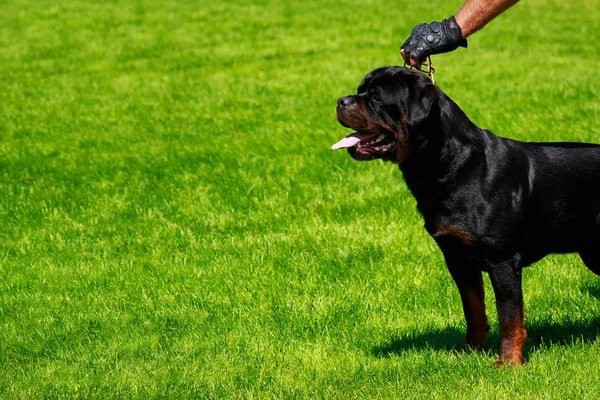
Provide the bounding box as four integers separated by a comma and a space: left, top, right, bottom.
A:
579, 252, 600, 276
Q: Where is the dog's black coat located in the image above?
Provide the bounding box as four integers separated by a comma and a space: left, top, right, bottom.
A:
335, 66, 600, 365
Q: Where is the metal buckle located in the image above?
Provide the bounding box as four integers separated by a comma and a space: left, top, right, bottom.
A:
402, 55, 436, 85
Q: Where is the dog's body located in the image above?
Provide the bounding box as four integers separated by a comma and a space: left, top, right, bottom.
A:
333, 66, 600, 365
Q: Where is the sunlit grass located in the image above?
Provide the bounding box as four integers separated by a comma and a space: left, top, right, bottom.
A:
1, 0, 599, 397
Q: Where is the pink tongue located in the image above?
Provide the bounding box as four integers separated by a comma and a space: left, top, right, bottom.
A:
331, 132, 375, 150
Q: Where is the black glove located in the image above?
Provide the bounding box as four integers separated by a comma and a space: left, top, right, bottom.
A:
401, 16, 468, 62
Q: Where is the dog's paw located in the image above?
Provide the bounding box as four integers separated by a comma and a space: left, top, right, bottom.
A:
493, 356, 524, 367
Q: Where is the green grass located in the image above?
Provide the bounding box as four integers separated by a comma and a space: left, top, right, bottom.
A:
1, 0, 600, 397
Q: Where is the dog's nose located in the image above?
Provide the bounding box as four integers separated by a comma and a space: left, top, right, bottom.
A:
337, 96, 354, 108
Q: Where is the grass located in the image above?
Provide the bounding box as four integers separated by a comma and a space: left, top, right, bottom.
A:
1, 0, 600, 397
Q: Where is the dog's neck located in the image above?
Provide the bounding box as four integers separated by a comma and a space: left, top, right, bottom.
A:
399, 92, 489, 213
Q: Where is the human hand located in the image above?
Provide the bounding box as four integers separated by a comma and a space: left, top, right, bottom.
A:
401, 16, 467, 69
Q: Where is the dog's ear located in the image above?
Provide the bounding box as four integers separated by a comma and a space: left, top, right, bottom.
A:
404, 74, 440, 127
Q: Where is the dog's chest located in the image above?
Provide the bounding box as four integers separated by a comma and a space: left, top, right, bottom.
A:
425, 218, 474, 247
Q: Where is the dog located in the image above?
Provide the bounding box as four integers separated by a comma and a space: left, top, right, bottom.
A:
332, 66, 600, 365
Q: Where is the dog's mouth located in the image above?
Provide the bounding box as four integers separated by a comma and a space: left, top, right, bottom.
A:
331, 131, 397, 159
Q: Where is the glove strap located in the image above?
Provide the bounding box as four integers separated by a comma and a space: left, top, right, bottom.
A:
445, 16, 467, 48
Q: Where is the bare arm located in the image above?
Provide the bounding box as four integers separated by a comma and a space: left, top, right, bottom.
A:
455, 0, 520, 38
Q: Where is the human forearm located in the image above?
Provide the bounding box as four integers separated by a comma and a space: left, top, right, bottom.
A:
454, 0, 520, 37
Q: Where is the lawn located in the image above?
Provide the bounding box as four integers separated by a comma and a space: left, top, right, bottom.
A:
1, 0, 600, 397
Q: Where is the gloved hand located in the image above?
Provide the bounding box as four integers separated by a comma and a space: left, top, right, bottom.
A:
401, 16, 468, 68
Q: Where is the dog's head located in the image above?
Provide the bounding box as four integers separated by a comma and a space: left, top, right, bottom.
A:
332, 66, 440, 163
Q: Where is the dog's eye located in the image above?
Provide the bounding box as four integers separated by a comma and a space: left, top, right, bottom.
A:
368, 87, 381, 102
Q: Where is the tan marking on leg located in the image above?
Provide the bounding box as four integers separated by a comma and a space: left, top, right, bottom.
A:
495, 311, 527, 366
463, 287, 490, 348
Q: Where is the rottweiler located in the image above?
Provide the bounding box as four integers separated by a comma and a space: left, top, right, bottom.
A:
332, 66, 600, 365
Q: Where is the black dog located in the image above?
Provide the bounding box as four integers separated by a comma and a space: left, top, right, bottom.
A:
332, 66, 600, 365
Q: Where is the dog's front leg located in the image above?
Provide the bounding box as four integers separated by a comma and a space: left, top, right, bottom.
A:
444, 252, 490, 350
488, 256, 527, 366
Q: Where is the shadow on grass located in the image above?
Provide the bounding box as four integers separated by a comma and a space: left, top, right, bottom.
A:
375, 284, 600, 359
374, 318, 600, 359
373, 326, 478, 358
375, 283, 600, 359
374, 291, 600, 359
